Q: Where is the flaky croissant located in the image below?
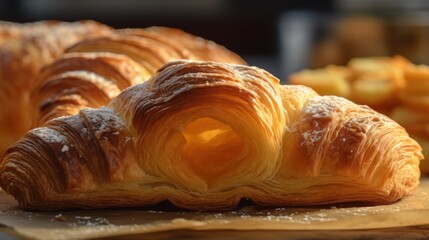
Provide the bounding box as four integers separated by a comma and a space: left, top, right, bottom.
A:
0, 20, 113, 155
0, 60, 422, 211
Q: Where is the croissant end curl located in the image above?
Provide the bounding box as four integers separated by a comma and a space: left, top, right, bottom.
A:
0, 60, 422, 210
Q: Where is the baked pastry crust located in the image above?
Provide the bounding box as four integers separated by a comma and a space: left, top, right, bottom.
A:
0, 60, 422, 210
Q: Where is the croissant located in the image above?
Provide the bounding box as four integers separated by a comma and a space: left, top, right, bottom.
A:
0, 60, 422, 211
0, 20, 113, 155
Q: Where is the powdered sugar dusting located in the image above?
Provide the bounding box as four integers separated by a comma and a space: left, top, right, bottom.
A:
30, 128, 72, 155
303, 96, 341, 118
84, 107, 125, 137
81, 127, 88, 135
31, 127, 66, 144
61, 145, 69, 152
302, 129, 325, 146
70, 216, 112, 227
299, 96, 346, 147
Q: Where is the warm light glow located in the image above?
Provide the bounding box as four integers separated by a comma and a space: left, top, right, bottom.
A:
181, 117, 245, 184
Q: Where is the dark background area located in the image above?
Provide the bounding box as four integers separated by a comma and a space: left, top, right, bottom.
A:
0, 0, 334, 56
2, 0, 429, 80
0, 0, 335, 78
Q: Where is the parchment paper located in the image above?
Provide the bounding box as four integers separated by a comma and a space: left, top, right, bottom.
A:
0, 179, 428, 240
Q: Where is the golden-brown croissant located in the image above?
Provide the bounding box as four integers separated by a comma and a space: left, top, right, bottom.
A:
0, 60, 422, 211
0, 20, 113, 155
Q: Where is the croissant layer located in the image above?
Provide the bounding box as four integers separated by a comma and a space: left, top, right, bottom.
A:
0, 60, 422, 210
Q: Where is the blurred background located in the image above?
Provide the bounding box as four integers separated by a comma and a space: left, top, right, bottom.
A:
2, 0, 429, 82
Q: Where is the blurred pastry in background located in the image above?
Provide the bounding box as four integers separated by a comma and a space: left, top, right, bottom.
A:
289, 55, 429, 174
398, 64, 429, 110
288, 65, 351, 98
390, 21, 429, 66
290, 55, 409, 113
309, 14, 429, 70
311, 15, 389, 69
392, 64, 429, 174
